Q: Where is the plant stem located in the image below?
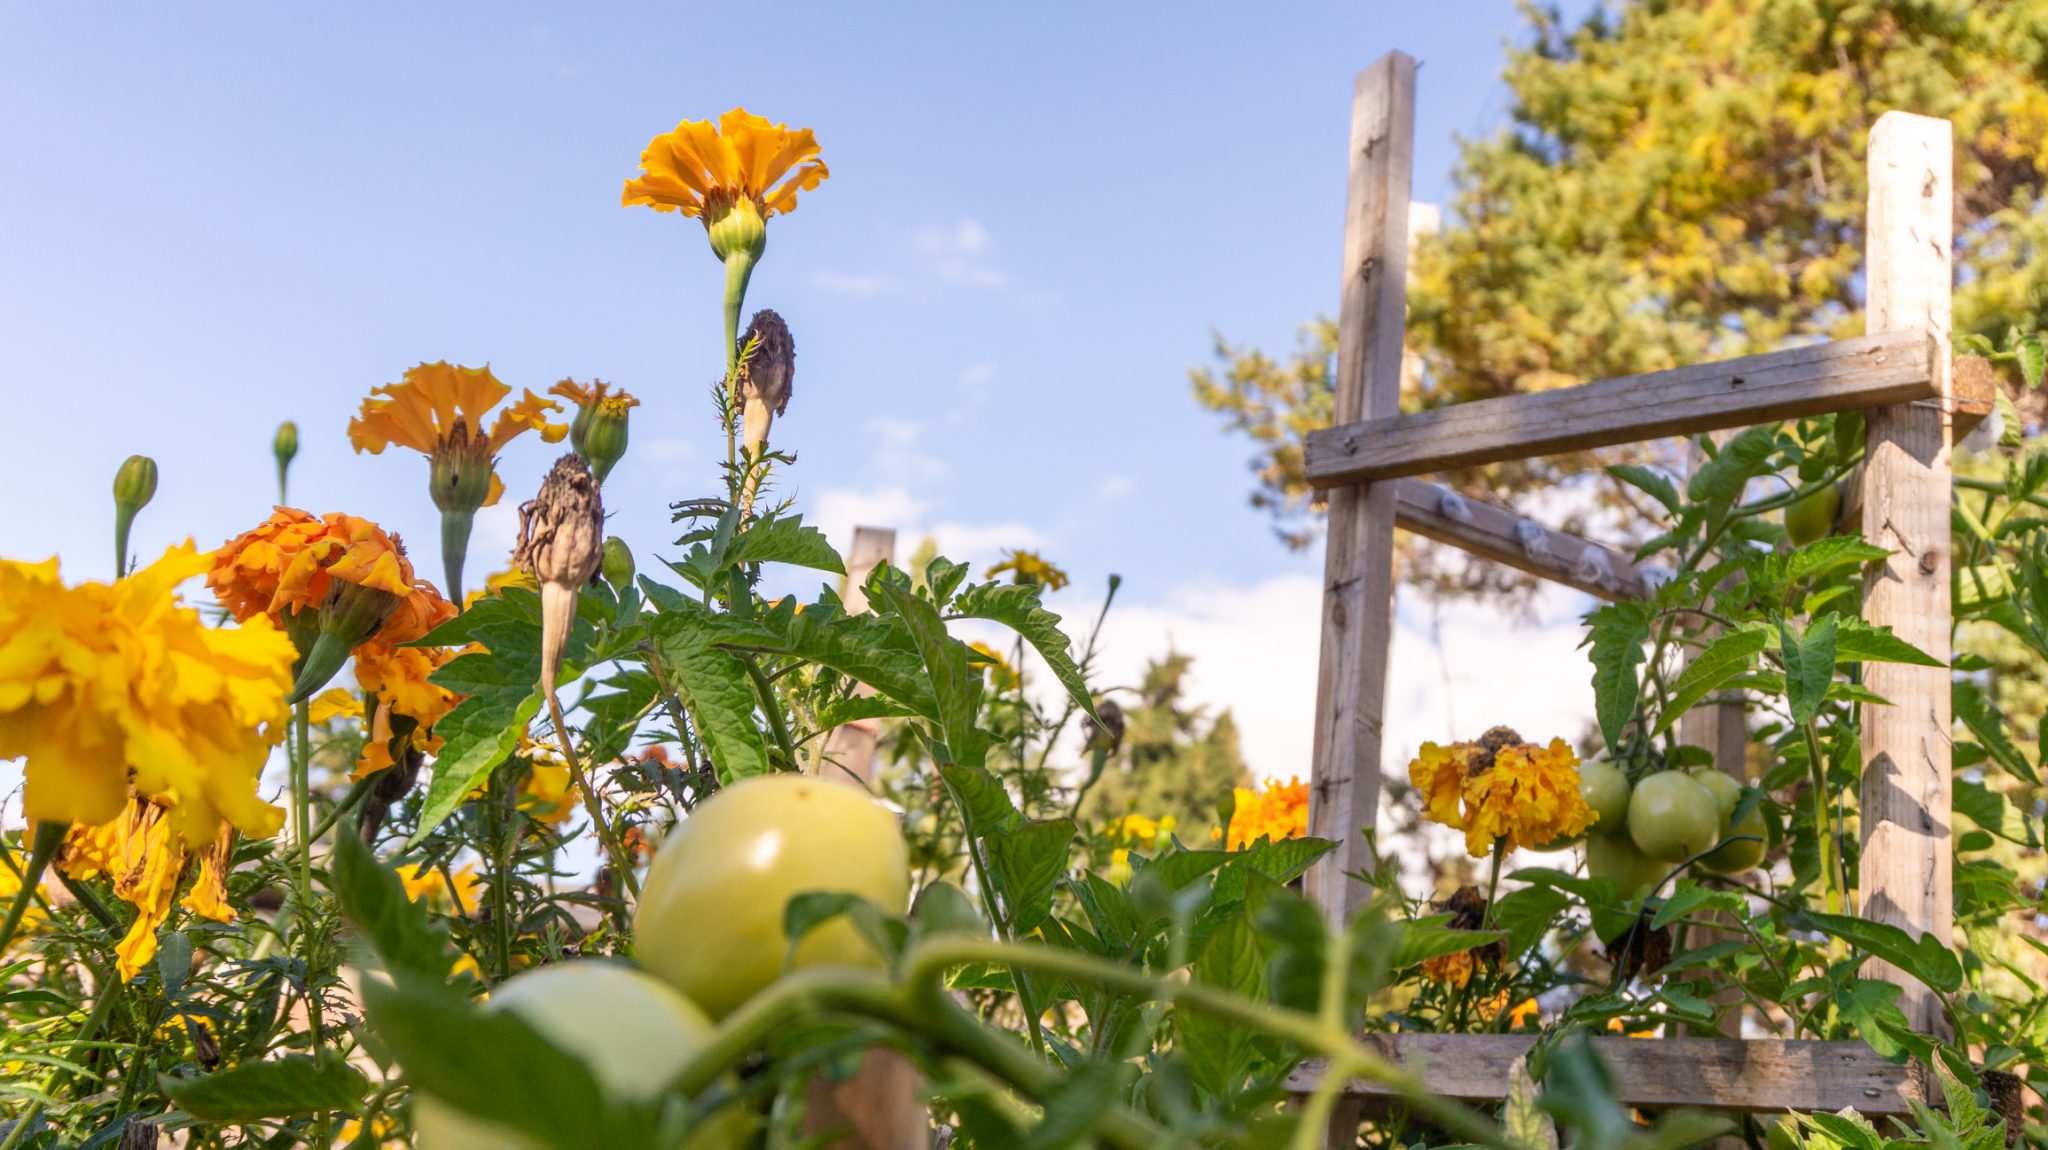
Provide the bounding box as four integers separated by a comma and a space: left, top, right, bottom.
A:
1289, 922, 1357, 1150
1800, 721, 1844, 924
1, 970, 126, 1150
292, 699, 326, 1049
544, 689, 639, 923
440, 509, 473, 607
0, 822, 65, 958
306, 775, 376, 847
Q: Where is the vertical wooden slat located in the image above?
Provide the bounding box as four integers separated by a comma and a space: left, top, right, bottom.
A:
1305, 52, 1416, 925
1859, 111, 1953, 1038
819, 526, 899, 785
1305, 53, 1414, 1150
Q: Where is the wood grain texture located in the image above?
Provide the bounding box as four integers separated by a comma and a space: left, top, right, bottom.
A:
821, 527, 896, 784
1305, 52, 1415, 932
1858, 111, 1954, 1038
1287, 1036, 1923, 1115
1392, 478, 1648, 601
1304, 332, 1937, 487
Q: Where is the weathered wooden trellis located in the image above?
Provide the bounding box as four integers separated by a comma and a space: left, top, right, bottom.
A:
1293, 51, 1965, 1135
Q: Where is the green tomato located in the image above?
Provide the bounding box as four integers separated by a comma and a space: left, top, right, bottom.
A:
1784, 483, 1842, 546
414, 962, 745, 1150
1688, 769, 1768, 873
1580, 756, 1632, 836
1626, 771, 1721, 863
634, 774, 911, 1019
1584, 832, 1665, 901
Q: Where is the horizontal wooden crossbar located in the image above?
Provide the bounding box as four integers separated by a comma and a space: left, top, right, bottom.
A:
1305, 332, 1939, 488
1287, 1035, 1921, 1115
1392, 479, 1648, 602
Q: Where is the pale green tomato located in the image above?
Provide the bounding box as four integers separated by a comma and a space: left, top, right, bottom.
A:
1580, 757, 1633, 836
1584, 832, 1665, 901
1784, 483, 1842, 546
1690, 770, 1767, 874
634, 774, 911, 1019
414, 961, 743, 1150
1626, 771, 1721, 863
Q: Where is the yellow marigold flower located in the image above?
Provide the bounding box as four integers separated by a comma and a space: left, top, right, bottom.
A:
465, 566, 540, 610
348, 362, 567, 506
1459, 738, 1593, 858
1105, 848, 1133, 886
393, 861, 484, 916
985, 550, 1071, 592
622, 109, 828, 221
1507, 997, 1542, 1028
517, 760, 578, 829
58, 795, 240, 979
969, 641, 1020, 693
307, 687, 362, 726
0, 544, 295, 842
1408, 741, 1474, 830
1225, 777, 1310, 850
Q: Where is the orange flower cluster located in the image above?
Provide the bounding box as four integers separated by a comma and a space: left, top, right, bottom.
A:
1408, 728, 1594, 858
1224, 777, 1309, 850
348, 362, 566, 507
622, 109, 828, 220
207, 509, 419, 630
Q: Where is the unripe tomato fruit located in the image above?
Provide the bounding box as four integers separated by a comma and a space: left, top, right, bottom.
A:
414, 961, 742, 1150
1579, 756, 1632, 836
634, 773, 911, 1019
1626, 771, 1721, 863
1784, 483, 1842, 546
1691, 770, 1767, 874
1584, 831, 1665, 901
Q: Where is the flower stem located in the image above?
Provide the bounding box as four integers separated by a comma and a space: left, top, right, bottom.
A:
114, 505, 136, 578
543, 688, 639, 925
720, 249, 758, 478
440, 509, 473, 607
291, 699, 326, 1048
0, 821, 65, 958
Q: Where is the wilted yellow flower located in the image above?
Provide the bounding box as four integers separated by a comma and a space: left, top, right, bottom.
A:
1421, 949, 1475, 988
1225, 777, 1309, 850
59, 795, 240, 979
308, 688, 362, 726
1459, 738, 1593, 858
622, 109, 828, 222
1409, 730, 1593, 859
985, 550, 1070, 592
1, 544, 295, 843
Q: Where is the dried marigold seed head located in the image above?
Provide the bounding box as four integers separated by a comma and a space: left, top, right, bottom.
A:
1080, 698, 1125, 753
738, 309, 795, 458
515, 455, 605, 694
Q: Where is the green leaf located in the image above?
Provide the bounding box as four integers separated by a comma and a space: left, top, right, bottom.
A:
1830, 618, 1944, 667
1834, 979, 1931, 1062
1389, 915, 1506, 970
1649, 884, 1745, 931
2020, 333, 2046, 390
815, 693, 919, 731
1954, 681, 2039, 785
1954, 779, 2039, 847
1211, 836, 1338, 903
1791, 911, 1962, 992
1583, 601, 1651, 750
880, 582, 987, 766
157, 932, 193, 1000
938, 762, 1023, 835
734, 602, 940, 723
330, 826, 464, 984
650, 609, 771, 783
413, 691, 543, 845
1180, 914, 1265, 1099
359, 977, 641, 1150
1785, 536, 1889, 585
1686, 425, 1779, 517
783, 891, 905, 967
1505, 1055, 1559, 1150
1781, 615, 1837, 726
1015, 1063, 1129, 1150
1654, 625, 1769, 735
951, 581, 1096, 719
161, 1052, 368, 1123
1492, 885, 1571, 958
990, 818, 1075, 934
909, 880, 987, 942
725, 513, 845, 574
1607, 464, 1680, 517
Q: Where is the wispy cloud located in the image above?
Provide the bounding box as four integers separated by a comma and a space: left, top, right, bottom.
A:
914, 219, 1008, 289
808, 270, 904, 298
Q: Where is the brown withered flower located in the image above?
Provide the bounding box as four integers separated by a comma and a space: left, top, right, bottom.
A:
515, 455, 605, 696
737, 308, 795, 457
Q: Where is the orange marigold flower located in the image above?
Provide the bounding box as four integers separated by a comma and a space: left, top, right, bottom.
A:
622, 109, 828, 220
1408, 741, 1474, 829
1460, 738, 1593, 858
348, 362, 566, 509
206, 509, 415, 627
1225, 777, 1310, 850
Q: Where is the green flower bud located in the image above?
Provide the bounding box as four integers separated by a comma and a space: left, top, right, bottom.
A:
576, 398, 632, 483
602, 536, 636, 590
113, 455, 158, 512
273, 421, 299, 504
705, 195, 767, 266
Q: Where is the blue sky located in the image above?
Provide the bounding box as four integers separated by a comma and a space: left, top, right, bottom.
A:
1, 3, 1602, 786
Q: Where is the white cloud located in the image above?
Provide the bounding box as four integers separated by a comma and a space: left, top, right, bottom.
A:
914, 219, 1008, 289
1099, 474, 1133, 499
808, 270, 904, 298
958, 362, 997, 386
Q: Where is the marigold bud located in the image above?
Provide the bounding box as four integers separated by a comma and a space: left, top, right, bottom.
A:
706, 194, 767, 266
273, 421, 299, 504
113, 455, 157, 512
602, 535, 636, 591
515, 455, 605, 695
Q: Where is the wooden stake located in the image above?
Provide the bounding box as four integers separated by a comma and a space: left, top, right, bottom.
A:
819, 526, 899, 786
1306, 51, 1415, 924
1858, 111, 1954, 1038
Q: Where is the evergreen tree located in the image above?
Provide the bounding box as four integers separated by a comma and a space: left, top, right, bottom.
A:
1080, 650, 1254, 837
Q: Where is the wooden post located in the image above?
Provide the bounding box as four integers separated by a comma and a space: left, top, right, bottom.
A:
1305, 52, 1415, 924
1305, 52, 1413, 1150
1858, 111, 1953, 1038
820, 527, 898, 785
